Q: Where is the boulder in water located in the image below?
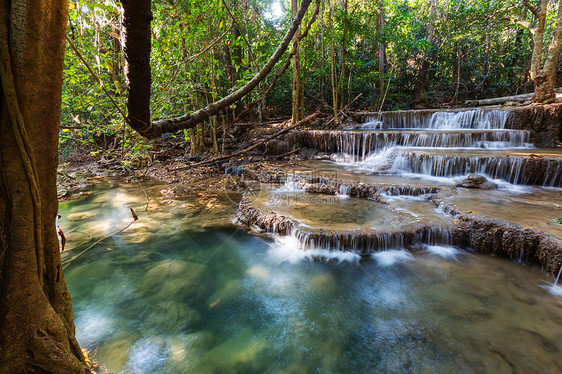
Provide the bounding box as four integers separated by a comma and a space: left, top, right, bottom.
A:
457, 174, 496, 190
264, 139, 289, 155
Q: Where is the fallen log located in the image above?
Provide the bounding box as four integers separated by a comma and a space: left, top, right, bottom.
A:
174, 111, 320, 170
465, 89, 562, 106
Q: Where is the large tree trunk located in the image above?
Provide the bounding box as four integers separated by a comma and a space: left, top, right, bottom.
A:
0, 0, 89, 372
122, 0, 153, 136
533, 0, 562, 103
524, 0, 562, 104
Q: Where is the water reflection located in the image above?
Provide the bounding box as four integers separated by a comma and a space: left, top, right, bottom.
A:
61, 183, 562, 374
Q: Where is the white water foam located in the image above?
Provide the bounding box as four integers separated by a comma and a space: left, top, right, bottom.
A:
268, 235, 360, 264
371, 250, 414, 267
126, 337, 169, 374
541, 284, 562, 297
75, 310, 115, 346
491, 179, 535, 194
276, 177, 304, 193
423, 245, 463, 260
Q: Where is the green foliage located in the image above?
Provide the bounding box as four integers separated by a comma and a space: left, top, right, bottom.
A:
60, 0, 561, 158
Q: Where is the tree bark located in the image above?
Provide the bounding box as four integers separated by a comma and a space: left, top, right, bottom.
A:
291, 0, 302, 124
122, 0, 153, 136
0, 0, 89, 372
124, 0, 312, 138
523, 0, 562, 103
534, 0, 562, 103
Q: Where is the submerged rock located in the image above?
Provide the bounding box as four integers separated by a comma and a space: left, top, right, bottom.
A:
456, 174, 496, 190
143, 260, 212, 301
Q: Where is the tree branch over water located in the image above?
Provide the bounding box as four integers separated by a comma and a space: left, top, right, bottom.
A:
122, 0, 313, 139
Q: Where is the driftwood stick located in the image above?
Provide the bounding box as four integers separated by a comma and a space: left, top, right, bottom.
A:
341, 93, 363, 112
175, 111, 320, 170
322, 93, 363, 128
275, 147, 301, 159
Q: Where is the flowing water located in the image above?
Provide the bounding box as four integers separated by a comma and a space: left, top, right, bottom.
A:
288, 108, 562, 187
61, 182, 562, 374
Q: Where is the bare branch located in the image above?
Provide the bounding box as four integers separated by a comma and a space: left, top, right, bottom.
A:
185, 23, 234, 64
502, 17, 532, 29
523, 0, 539, 19
174, 111, 321, 170
149, 0, 314, 137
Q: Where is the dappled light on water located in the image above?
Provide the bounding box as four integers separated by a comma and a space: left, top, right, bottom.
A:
61, 183, 562, 374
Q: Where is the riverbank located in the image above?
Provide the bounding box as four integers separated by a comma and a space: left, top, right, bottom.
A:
57, 104, 562, 276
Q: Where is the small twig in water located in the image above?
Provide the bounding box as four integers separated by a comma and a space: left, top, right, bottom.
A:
62, 209, 139, 269
59, 136, 150, 210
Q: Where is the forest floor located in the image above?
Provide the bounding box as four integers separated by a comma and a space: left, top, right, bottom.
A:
57, 134, 299, 201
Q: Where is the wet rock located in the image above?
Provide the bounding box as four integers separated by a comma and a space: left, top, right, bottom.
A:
298, 147, 319, 156
66, 211, 97, 220
96, 338, 131, 372
432, 197, 562, 274
234, 203, 294, 235
457, 174, 496, 190
143, 260, 212, 301
263, 139, 289, 155
151, 301, 203, 331
508, 103, 562, 147
235, 202, 452, 252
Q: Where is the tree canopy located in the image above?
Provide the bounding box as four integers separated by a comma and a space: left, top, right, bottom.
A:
62, 0, 561, 145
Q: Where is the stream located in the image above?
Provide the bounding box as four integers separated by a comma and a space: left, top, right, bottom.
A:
60, 181, 562, 374
61, 107, 562, 373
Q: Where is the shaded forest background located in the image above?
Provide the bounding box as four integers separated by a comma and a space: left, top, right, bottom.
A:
61, 0, 561, 159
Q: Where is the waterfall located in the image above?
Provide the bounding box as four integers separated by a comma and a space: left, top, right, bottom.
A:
308, 108, 561, 187
362, 108, 511, 130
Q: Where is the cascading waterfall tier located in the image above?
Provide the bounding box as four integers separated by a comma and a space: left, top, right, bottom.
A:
391, 150, 562, 186
360, 108, 511, 130
234, 202, 453, 253
285, 129, 532, 161
284, 107, 561, 186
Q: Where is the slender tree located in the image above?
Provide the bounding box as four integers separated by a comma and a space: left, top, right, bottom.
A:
413, 0, 438, 108
376, 0, 386, 109
292, 0, 302, 124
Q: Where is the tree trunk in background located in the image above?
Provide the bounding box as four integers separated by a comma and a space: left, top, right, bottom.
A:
534, 0, 562, 103
524, 0, 562, 103
329, 0, 338, 121
413, 0, 437, 108
109, 29, 125, 96
528, 0, 547, 82
319, 0, 326, 98
0, 0, 89, 372
291, 0, 301, 124
453, 43, 462, 103
233, 25, 244, 117
122, 0, 153, 136
339, 0, 348, 108
376, 0, 386, 109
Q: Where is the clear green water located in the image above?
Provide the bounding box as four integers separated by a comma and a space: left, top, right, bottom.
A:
60, 182, 562, 374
